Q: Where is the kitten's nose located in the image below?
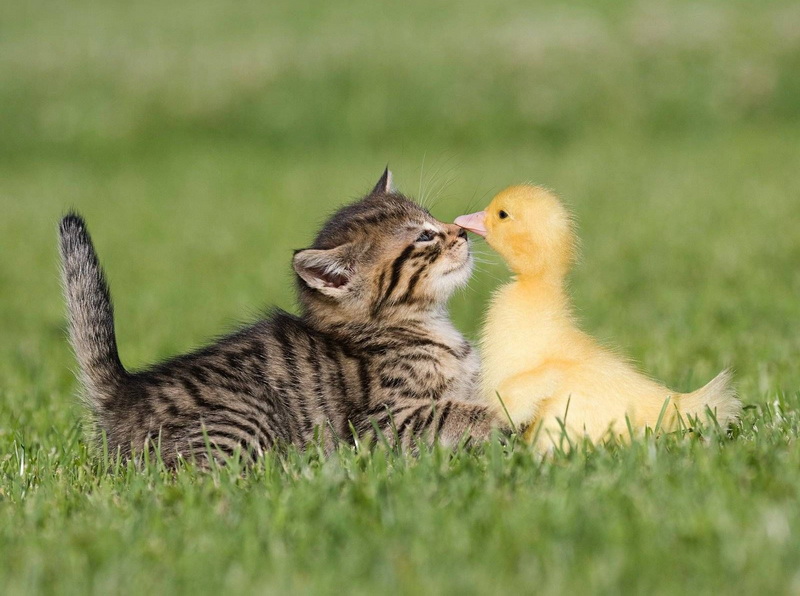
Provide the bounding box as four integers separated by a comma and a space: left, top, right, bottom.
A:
444, 223, 467, 240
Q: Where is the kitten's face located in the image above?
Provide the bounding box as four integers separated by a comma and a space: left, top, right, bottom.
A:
293, 170, 473, 325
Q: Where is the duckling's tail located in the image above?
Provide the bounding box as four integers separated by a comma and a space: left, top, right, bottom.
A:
676, 369, 741, 427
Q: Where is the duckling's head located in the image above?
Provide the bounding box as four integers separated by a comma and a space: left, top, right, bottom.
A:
455, 185, 576, 278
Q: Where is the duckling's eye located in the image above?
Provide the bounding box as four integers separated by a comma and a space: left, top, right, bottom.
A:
416, 230, 435, 242
498, 210, 509, 220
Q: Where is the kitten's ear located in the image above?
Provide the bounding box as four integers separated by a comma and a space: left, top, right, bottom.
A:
371, 167, 393, 195
293, 245, 354, 298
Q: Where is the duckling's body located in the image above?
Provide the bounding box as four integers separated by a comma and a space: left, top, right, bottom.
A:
456, 185, 740, 451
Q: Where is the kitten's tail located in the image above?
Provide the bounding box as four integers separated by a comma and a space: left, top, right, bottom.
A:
677, 369, 741, 427
59, 213, 127, 411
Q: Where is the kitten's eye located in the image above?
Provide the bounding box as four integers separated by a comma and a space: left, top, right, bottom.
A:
416, 230, 435, 242
498, 210, 509, 220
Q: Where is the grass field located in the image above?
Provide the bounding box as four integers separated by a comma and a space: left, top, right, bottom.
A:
2, 0, 800, 593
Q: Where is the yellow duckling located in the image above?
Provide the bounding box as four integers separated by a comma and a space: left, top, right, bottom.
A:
455, 185, 740, 451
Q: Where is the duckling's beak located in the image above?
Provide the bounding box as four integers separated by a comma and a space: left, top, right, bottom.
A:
454, 211, 487, 238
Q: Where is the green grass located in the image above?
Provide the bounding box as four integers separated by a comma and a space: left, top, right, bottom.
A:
2, 0, 799, 593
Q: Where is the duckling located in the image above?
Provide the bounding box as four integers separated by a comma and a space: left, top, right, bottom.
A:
455, 185, 740, 451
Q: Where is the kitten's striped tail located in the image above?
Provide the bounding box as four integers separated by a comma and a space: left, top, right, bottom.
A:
59, 213, 127, 410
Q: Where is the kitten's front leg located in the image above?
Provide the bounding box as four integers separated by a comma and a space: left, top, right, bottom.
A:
430, 400, 501, 447
440, 370, 483, 405
375, 398, 505, 449
441, 343, 483, 404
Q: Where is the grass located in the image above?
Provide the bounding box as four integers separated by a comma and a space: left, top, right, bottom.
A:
1, 0, 799, 593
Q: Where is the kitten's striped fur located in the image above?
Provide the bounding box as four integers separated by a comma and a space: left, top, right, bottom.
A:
59, 170, 504, 465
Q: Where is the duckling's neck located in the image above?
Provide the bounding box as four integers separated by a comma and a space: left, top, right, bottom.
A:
511, 271, 571, 315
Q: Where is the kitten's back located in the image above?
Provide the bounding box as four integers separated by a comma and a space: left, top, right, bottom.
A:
58, 174, 501, 465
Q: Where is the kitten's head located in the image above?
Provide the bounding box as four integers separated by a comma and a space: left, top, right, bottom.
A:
293, 169, 473, 326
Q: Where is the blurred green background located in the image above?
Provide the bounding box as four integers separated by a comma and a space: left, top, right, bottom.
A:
3, 0, 799, 383
2, 0, 799, 593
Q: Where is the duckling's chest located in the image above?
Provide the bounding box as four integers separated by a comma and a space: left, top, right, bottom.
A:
480, 284, 565, 388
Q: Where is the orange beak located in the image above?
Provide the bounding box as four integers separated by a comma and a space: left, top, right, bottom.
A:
454, 211, 487, 238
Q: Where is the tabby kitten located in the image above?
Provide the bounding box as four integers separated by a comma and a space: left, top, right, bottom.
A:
59, 169, 503, 465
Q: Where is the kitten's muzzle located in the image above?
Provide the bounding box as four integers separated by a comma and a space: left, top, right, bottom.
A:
443, 222, 468, 242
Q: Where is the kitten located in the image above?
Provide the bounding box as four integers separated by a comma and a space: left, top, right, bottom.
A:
59, 169, 503, 465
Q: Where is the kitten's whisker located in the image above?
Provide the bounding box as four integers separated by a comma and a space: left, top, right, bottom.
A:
464, 186, 494, 214
428, 166, 461, 210
472, 263, 508, 284
428, 179, 455, 210
418, 152, 427, 205
422, 154, 457, 209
